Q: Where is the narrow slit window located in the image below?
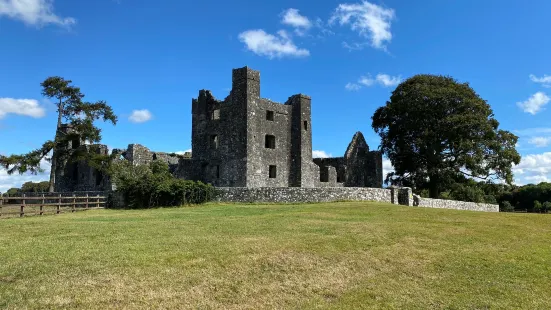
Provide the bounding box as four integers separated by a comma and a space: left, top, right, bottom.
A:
269, 165, 277, 178
96, 171, 102, 186
320, 167, 329, 182
210, 135, 219, 149
215, 165, 220, 179
72, 139, 80, 149
211, 109, 220, 120
303, 121, 308, 131
265, 135, 276, 149
72, 165, 79, 181
266, 110, 274, 121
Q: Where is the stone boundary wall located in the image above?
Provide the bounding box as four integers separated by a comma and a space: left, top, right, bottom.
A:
214, 187, 391, 204
214, 187, 499, 212
416, 197, 499, 212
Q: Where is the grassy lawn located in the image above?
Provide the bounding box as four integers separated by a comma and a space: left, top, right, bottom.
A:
1, 202, 550, 309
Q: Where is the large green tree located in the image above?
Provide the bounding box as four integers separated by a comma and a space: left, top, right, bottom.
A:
0, 77, 117, 192
372, 74, 520, 198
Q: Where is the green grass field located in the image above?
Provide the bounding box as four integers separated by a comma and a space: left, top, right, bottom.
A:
1, 202, 550, 309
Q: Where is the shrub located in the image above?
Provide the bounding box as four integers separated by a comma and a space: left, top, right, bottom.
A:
109, 160, 215, 209
533, 200, 542, 213
543, 201, 551, 214
500, 201, 514, 212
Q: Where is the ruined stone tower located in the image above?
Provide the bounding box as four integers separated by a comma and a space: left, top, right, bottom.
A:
179, 66, 383, 188
53, 66, 383, 191
53, 124, 109, 192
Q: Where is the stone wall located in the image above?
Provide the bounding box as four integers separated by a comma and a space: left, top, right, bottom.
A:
215, 187, 391, 204
416, 197, 499, 212
54, 143, 110, 192
214, 186, 499, 212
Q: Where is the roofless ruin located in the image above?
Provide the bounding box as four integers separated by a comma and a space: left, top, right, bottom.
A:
54, 66, 383, 191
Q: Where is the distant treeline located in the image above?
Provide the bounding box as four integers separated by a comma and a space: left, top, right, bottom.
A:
417, 179, 551, 213
2, 181, 50, 196
3, 178, 549, 213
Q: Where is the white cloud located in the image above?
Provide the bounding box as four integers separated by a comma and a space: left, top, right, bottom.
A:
516, 92, 550, 115
528, 137, 551, 148
358, 75, 375, 86
129, 109, 152, 123
345, 73, 400, 91
376, 73, 401, 87
345, 83, 361, 91
382, 158, 394, 180
512, 152, 551, 185
329, 1, 395, 50
0, 0, 76, 27
313, 150, 332, 158
238, 29, 310, 59
175, 149, 192, 155
281, 8, 311, 34
342, 41, 368, 51
0, 157, 51, 194
529, 74, 551, 88
0, 98, 46, 119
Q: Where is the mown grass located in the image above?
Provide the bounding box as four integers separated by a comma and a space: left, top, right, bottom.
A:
1, 202, 550, 309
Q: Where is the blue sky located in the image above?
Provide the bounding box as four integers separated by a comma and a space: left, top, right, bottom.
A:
1, 0, 551, 191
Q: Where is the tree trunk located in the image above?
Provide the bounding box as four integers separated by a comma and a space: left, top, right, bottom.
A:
429, 183, 439, 198
48, 101, 64, 193
428, 173, 440, 198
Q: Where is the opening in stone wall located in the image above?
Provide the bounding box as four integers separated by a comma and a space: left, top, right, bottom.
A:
96, 171, 102, 186
211, 109, 220, 120
265, 135, 276, 149
266, 110, 274, 121
72, 138, 80, 149
320, 167, 329, 182
72, 165, 79, 182
269, 165, 277, 178
303, 121, 308, 131
210, 135, 219, 149
215, 165, 220, 179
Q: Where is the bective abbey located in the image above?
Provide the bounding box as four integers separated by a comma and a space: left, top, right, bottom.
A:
54, 66, 383, 192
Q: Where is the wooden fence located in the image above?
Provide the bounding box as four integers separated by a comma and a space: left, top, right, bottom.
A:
0, 192, 107, 218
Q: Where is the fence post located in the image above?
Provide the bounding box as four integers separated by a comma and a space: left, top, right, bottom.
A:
57, 194, 61, 214
96, 194, 100, 208
20, 194, 26, 217
40, 194, 45, 216
85, 193, 89, 210
72, 194, 76, 213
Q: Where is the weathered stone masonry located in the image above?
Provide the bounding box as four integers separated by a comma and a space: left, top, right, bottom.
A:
53, 65, 498, 212
215, 187, 499, 212
55, 66, 383, 191
176, 66, 383, 188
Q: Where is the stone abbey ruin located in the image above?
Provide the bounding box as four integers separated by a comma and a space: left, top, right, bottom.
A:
55, 66, 383, 192
52, 66, 499, 212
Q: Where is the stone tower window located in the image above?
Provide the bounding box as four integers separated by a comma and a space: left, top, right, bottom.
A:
210, 135, 219, 149
72, 165, 79, 181
269, 165, 277, 178
265, 135, 276, 149
96, 171, 102, 186
211, 109, 220, 120
320, 167, 329, 182
72, 138, 80, 149
303, 121, 308, 131
266, 110, 274, 121
215, 165, 220, 179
